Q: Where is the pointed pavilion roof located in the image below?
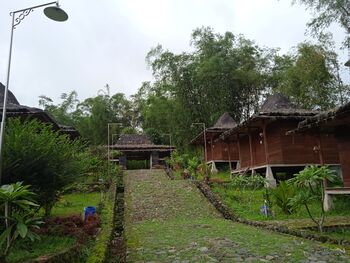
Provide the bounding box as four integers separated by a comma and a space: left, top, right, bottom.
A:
191, 112, 237, 145
212, 112, 237, 129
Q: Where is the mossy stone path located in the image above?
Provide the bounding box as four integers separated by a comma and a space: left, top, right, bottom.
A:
125, 170, 349, 262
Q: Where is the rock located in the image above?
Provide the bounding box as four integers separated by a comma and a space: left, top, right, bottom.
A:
199, 247, 209, 253
265, 255, 274, 260
245, 257, 258, 262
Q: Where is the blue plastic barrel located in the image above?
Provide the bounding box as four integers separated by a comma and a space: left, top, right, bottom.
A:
84, 206, 96, 220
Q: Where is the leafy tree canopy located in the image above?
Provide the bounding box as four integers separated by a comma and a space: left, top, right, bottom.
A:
292, 0, 350, 46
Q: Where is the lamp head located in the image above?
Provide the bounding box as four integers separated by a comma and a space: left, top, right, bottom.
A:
345, 59, 350, 67
43, 4, 68, 22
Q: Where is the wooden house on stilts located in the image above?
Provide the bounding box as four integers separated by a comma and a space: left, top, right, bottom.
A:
191, 112, 239, 173
289, 102, 350, 210
220, 94, 340, 187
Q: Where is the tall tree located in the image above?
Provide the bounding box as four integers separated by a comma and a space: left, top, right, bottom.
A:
139, 27, 273, 147
292, 0, 350, 46
39, 85, 134, 145
271, 42, 347, 109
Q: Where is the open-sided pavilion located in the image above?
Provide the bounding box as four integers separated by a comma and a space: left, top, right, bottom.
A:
111, 134, 175, 169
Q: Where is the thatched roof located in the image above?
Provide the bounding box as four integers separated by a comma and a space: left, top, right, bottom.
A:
0, 82, 80, 139
220, 94, 319, 140
113, 134, 175, 152
190, 112, 237, 145
259, 93, 317, 116
116, 134, 153, 145
0, 82, 20, 106
289, 101, 350, 134
260, 93, 296, 112
212, 112, 237, 129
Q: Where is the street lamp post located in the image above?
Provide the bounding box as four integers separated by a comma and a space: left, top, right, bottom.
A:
107, 123, 122, 176
110, 133, 119, 162
191, 122, 208, 183
0, 1, 68, 184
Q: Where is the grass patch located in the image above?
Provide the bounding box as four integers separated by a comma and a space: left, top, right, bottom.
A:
51, 192, 101, 217
7, 235, 75, 263
211, 184, 350, 221
323, 229, 350, 242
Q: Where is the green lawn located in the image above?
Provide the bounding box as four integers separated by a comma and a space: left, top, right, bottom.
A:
51, 192, 101, 216
211, 183, 350, 222
125, 170, 349, 262
7, 235, 76, 263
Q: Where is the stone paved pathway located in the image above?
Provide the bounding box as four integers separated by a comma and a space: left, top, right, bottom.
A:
124, 170, 349, 262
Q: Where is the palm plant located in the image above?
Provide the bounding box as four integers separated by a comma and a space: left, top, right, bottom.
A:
0, 182, 42, 261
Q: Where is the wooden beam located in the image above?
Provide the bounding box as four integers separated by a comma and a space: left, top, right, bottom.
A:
262, 121, 270, 164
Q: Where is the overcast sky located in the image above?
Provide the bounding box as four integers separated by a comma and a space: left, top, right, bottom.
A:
0, 0, 349, 107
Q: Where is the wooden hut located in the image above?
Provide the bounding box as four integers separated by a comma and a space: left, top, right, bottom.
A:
289, 102, 350, 210
191, 112, 239, 172
0, 82, 80, 139
221, 94, 340, 187
111, 134, 175, 169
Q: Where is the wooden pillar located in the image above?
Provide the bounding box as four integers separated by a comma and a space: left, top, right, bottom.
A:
248, 131, 254, 168
262, 121, 276, 187
262, 121, 270, 164
227, 142, 232, 171
150, 153, 152, 170
210, 137, 214, 161
237, 135, 242, 170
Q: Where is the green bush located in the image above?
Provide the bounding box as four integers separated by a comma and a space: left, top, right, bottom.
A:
272, 181, 296, 214
3, 119, 90, 216
229, 175, 266, 190
289, 165, 337, 232
187, 156, 201, 179
126, 160, 149, 170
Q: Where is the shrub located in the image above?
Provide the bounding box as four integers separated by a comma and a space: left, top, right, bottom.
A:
272, 181, 296, 214
288, 165, 337, 232
2, 119, 90, 216
187, 156, 201, 179
126, 160, 149, 169
37, 214, 101, 243
229, 175, 266, 190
